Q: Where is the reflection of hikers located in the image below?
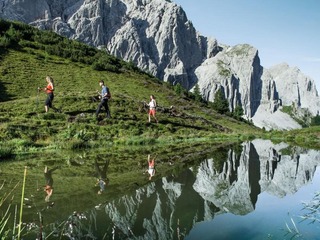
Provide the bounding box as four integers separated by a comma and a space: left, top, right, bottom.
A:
147, 155, 155, 180
147, 95, 158, 123
96, 80, 111, 119
43, 166, 58, 202
38, 76, 60, 113
95, 159, 109, 194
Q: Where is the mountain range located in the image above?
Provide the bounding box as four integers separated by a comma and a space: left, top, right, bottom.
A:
0, 0, 319, 130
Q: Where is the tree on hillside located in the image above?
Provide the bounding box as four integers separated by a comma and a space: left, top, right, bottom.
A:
212, 88, 229, 114
311, 115, 320, 126
193, 83, 202, 102
233, 104, 244, 120
174, 83, 183, 96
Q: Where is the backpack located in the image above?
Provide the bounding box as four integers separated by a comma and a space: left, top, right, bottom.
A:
106, 87, 111, 99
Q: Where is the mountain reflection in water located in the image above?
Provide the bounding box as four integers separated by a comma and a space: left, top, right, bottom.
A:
94, 140, 320, 240
22, 140, 320, 239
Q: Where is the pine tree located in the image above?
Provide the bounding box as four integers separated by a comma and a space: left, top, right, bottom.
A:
174, 83, 183, 96
212, 88, 229, 114
193, 84, 202, 102
233, 105, 244, 120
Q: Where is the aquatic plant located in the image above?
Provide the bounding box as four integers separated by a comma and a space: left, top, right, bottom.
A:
283, 191, 320, 239
0, 181, 19, 239
284, 217, 301, 239
300, 191, 320, 224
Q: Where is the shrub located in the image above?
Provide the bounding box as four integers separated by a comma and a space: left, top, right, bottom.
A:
63, 139, 89, 150
0, 146, 14, 160
0, 35, 12, 48
311, 115, 320, 126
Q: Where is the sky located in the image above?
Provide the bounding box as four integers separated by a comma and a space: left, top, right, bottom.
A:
174, 0, 320, 89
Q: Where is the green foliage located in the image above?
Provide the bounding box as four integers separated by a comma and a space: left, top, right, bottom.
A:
0, 172, 27, 240
174, 83, 184, 95
281, 105, 293, 114
0, 35, 11, 48
193, 83, 202, 102
92, 52, 122, 70
217, 60, 231, 77
0, 20, 133, 73
0, 192, 12, 239
281, 104, 313, 128
310, 115, 320, 126
0, 146, 14, 160
227, 44, 251, 56
34, 29, 62, 45
6, 25, 23, 43
233, 105, 244, 120
212, 88, 229, 114
219, 68, 231, 77
126, 60, 140, 72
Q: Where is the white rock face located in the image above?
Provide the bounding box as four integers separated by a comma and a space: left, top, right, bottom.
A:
252, 104, 302, 130
192, 155, 255, 216
265, 63, 320, 115
195, 44, 262, 117
192, 140, 320, 215
0, 0, 319, 129
252, 139, 320, 197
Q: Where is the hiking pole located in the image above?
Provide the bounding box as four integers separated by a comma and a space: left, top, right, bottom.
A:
36, 87, 40, 109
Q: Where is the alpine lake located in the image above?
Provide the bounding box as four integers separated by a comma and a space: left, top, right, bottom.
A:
1, 139, 320, 240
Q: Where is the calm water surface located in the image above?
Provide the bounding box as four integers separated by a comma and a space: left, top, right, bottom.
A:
3, 139, 320, 239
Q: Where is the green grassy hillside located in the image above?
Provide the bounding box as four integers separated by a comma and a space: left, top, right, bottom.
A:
0, 20, 261, 159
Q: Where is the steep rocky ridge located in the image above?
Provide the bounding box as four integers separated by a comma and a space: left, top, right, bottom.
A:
0, 0, 319, 129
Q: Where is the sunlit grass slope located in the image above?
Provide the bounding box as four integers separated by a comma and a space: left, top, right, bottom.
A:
0, 20, 261, 158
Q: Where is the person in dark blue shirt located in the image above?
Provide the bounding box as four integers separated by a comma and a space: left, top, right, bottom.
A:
96, 80, 111, 119
94, 159, 109, 194
43, 166, 59, 202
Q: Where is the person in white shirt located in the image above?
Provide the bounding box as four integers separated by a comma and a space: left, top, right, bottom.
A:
147, 95, 158, 123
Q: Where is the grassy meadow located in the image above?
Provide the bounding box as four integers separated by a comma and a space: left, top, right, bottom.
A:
0, 21, 261, 238
0, 48, 258, 154
0, 20, 263, 160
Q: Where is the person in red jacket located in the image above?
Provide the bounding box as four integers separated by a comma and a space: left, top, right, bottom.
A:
39, 76, 60, 113
147, 155, 156, 180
